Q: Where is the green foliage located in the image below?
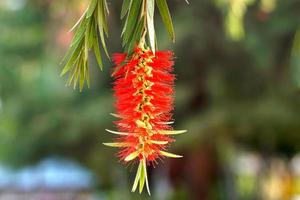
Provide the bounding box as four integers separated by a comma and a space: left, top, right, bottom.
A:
61, 0, 187, 90
131, 160, 150, 195
291, 29, 300, 88
61, 0, 109, 91
156, 0, 175, 42
120, 0, 186, 54
121, 0, 143, 53
216, 0, 255, 41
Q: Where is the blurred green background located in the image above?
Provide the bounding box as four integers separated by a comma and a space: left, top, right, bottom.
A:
1, 0, 300, 199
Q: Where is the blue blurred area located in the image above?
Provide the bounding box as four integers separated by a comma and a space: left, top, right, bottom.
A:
0, 157, 94, 191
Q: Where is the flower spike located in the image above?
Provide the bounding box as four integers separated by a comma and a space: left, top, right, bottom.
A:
104, 44, 185, 194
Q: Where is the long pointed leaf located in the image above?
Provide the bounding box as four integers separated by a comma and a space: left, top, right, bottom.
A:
86, 0, 98, 18
156, 0, 175, 42
121, 0, 133, 19
93, 30, 103, 70
122, 0, 142, 44
143, 159, 151, 195
139, 160, 145, 193
132, 161, 142, 192
147, 0, 156, 52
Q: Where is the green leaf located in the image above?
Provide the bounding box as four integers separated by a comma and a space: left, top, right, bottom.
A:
156, 0, 175, 42
79, 61, 86, 91
60, 42, 83, 76
70, 19, 87, 48
98, 20, 109, 58
121, 0, 132, 19
147, 0, 156, 52
93, 32, 103, 70
60, 0, 110, 91
132, 160, 150, 195
132, 161, 142, 192
125, 16, 144, 54
86, 19, 95, 48
143, 159, 150, 195
86, 0, 98, 18
73, 59, 81, 89
98, 0, 109, 37
103, 0, 109, 14
139, 160, 145, 193
86, 63, 90, 88
122, 0, 142, 45
291, 29, 300, 88
97, 0, 109, 57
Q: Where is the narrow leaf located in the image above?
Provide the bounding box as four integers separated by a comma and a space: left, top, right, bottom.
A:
156, 0, 175, 42
122, 0, 142, 43
70, 8, 88, 32
147, 0, 156, 52
93, 30, 104, 70
98, 23, 109, 58
121, 0, 132, 19
60, 43, 83, 76
70, 19, 87, 47
143, 159, 151, 195
86, 0, 98, 18
98, 0, 109, 36
87, 19, 96, 48
125, 16, 144, 54
79, 61, 86, 91
97, 1, 109, 57
139, 160, 145, 193
291, 29, 300, 88
132, 161, 142, 192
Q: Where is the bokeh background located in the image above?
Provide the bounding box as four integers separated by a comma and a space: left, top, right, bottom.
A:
1, 0, 300, 199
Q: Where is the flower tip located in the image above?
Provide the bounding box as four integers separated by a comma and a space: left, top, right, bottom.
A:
159, 150, 183, 158
105, 129, 131, 136
109, 113, 122, 118
103, 142, 131, 148
159, 130, 187, 135
124, 151, 140, 162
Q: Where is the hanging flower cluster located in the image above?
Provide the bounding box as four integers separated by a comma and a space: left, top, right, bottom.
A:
61, 0, 188, 195
104, 44, 186, 194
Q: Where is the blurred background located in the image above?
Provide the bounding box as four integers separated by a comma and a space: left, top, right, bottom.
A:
1, 0, 300, 199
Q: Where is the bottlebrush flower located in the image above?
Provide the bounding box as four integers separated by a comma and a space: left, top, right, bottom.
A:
104, 45, 186, 195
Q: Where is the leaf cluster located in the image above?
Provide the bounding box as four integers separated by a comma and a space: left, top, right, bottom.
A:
61, 0, 109, 91
61, 0, 188, 91
121, 0, 176, 54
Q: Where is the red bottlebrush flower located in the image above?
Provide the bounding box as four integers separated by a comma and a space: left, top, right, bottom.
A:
104, 45, 186, 194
